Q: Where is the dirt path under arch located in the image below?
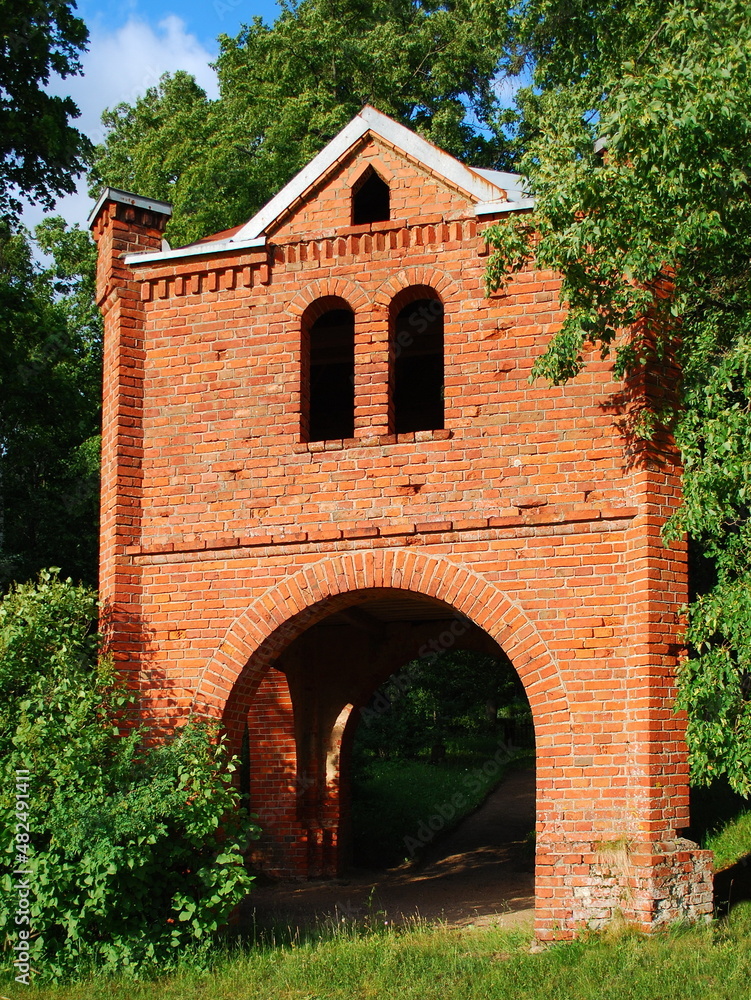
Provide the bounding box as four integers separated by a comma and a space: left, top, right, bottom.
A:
244, 765, 536, 933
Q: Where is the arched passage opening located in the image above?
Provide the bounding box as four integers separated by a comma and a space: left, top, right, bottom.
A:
348, 646, 534, 872
227, 586, 537, 920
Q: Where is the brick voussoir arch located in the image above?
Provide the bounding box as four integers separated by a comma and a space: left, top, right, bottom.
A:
287, 277, 370, 318
372, 266, 459, 309
192, 548, 570, 745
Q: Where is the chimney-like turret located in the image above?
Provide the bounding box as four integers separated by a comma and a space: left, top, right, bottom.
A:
89, 189, 172, 671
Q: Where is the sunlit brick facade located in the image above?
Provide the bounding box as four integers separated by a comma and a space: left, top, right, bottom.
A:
90, 107, 713, 939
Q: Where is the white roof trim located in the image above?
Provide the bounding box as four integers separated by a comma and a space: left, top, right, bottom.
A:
123, 235, 266, 266
88, 186, 172, 228
475, 198, 536, 216
473, 168, 529, 200
235, 116, 371, 241
235, 105, 510, 241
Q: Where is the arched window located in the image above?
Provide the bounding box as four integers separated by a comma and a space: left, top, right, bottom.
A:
391, 291, 444, 434
303, 303, 355, 442
352, 166, 390, 225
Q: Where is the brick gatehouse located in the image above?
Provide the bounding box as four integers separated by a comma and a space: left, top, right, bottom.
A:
90, 106, 713, 939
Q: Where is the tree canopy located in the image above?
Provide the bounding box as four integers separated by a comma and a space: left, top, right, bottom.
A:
0, 0, 91, 217
486, 0, 751, 794
0, 2, 97, 589
356, 649, 528, 763
90, 0, 514, 246
0, 220, 101, 589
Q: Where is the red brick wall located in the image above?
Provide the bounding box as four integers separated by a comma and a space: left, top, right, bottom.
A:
269, 137, 477, 239
91, 137, 713, 939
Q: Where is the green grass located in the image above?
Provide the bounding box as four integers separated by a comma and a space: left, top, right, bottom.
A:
705, 809, 751, 872
689, 780, 751, 871
351, 755, 751, 873
10, 755, 751, 995
3, 904, 751, 999
351, 739, 531, 867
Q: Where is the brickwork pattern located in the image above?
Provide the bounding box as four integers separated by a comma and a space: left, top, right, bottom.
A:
91, 133, 714, 938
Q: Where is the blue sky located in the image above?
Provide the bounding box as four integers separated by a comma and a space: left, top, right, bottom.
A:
75, 0, 281, 54
26, 0, 285, 231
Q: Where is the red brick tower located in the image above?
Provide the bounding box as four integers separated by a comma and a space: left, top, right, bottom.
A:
90, 107, 713, 939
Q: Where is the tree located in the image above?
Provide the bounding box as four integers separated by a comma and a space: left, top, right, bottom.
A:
90, 71, 220, 249
0, 220, 101, 589
90, 0, 514, 246
0, 572, 257, 980
356, 649, 527, 763
0, 0, 91, 217
485, 0, 751, 794
0, 1, 96, 589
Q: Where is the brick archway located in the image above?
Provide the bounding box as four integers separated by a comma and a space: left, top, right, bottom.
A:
372, 266, 459, 311
192, 547, 569, 750
194, 548, 566, 893
286, 276, 370, 319
92, 108, 714, 934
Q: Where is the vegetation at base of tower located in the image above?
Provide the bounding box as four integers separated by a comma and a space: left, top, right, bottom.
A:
0, 0, 91, 218
0, 219, 102, 591
485, 0, 751, 797
88, 0, 516, 247
693, 780, 751, 873
0, 572, 258, 981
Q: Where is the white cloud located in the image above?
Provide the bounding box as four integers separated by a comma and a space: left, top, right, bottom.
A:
23, 15, 218, 234
70, 15, 219, 148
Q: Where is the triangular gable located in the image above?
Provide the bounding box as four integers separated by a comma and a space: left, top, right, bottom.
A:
234, 106, 518, 241
121, 107, 532, 266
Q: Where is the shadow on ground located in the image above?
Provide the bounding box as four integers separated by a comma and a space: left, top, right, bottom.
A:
240, 766, 536, 934
714, 855, 751, 917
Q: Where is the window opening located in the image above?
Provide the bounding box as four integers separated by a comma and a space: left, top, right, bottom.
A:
392, 296, 444, 434
352, 167, 390, 225
306, 308, 355, 442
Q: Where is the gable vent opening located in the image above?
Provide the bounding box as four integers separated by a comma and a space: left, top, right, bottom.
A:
352, 166, 390, 225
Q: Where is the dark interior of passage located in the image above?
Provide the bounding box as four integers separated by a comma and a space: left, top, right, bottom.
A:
352, 167, 390, 225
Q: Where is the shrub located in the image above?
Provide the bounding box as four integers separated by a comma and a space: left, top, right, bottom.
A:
0, 571, 258, 981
